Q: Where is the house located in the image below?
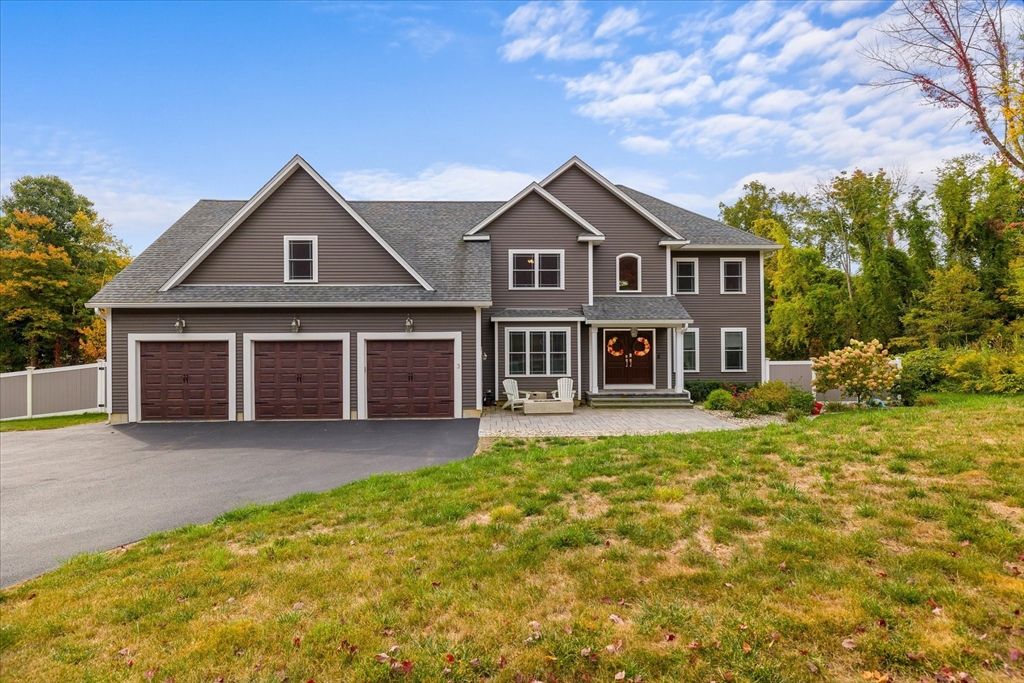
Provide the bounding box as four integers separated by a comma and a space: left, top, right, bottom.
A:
88, 155, 780, 423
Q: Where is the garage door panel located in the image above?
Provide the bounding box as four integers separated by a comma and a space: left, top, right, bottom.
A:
366, 339, 454, 418
254, 341, 346, 420
140, 341, 230, 421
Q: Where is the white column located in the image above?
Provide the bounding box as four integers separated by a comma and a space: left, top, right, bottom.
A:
589, 326, 599, 394
494, 320, 499, 400
25, 366, 34, 418
675, 326, 686, 394
575, 321, 582, 395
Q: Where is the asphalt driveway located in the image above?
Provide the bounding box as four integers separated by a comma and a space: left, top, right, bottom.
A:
0, 419, 479, 587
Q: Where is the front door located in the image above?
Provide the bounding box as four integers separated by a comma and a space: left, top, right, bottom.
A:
604, 330, 654, 386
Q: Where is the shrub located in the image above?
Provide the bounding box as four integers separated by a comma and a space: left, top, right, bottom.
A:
788, 387, 816, 414
785, 408, 804, 423
686, 379, 723, 403
824, 401, 853, 413
901, 345, 1024, 395
901, 348, 952, 391
748, 380, 793, 413
812, 339, 900, 404
704, 389, 735, 411
724, 382, 751, 396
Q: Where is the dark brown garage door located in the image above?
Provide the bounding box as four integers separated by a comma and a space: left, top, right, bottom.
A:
367, 340, 454, 418
140, 341, 230, 420
254, 341, 344, 420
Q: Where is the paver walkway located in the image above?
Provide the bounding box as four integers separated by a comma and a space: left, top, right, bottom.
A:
478, 405, 739, 437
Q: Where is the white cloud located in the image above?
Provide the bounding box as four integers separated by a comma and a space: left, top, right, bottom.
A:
0, 128, 197, 254
749, 88, 813, 114
500, 1, 614, 61
333, 163, 536, 201
619, 135, 673, 154
398, 19, 455, 55
594, 7, 644, 39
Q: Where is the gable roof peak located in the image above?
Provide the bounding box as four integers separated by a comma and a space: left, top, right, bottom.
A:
540, 156, 683, 240
159, 155, 433, 292
463, 181, 604, 241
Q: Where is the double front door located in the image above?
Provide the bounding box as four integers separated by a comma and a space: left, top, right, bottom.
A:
604, 329, 654, 386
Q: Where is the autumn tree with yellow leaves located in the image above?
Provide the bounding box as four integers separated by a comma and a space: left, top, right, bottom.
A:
0, 176, 130, 370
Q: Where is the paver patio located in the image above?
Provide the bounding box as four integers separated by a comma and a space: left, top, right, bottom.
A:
478, 405, 739, 437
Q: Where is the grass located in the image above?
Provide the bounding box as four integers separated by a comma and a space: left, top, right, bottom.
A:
0, 412, 106, 432
1, 394, 1022, 682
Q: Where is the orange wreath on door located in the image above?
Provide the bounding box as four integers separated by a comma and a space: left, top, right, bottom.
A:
632, 337, 651, 356
606, 336, 625, 357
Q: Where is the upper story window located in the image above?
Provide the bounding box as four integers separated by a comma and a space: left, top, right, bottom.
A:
721, 258, 745, 294
616, 254, 640, 292
509, 250, 563, 289
674, 258, 698, 294
284, 235, 318, 283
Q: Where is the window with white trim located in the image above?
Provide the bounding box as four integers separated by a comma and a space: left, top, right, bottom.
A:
509, 251, 563, 289
617, 254, 640, 292
722, 328, 746, 372
507, 329, 569, 376
682, 328, 699, 372
674, 258, 698, 294
284, 236, 318, 282
721, 258, 745, 294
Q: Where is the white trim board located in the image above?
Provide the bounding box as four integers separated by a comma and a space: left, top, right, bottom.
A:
540, 157, 683, 240
356, 332, 462, 420
90, 300, 494, 309
666, 243, 782, 251
242, 333, 351, 421
160, 155, 434, 292
464, 183, 604, 239
127, 333, 237, 423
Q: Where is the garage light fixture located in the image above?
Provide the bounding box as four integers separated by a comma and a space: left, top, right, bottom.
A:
405, 315, 414, 333
291, 316, 301, 333
174, 317, 185, 333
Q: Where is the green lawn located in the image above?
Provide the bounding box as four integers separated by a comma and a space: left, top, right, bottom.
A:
1, 395, 1021, 682
0, 412, 106, 432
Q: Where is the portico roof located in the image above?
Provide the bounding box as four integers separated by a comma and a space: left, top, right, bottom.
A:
583, 296, 692, 326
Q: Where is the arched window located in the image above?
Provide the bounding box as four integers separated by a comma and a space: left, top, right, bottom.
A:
616, 253, 640, 292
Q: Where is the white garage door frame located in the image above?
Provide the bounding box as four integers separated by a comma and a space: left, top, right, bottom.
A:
357, 331, 462, 420
127, 333, 237, 423
242, 332, 351, 422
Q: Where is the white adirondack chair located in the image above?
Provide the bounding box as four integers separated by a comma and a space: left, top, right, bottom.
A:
502, 378, 530, 411
552, 377, 575, 401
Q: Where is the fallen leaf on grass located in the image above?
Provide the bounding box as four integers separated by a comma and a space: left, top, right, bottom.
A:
665, 633, 676, 642
610, 614, 624, 624
807, 661, 819, 674
907, 652, 925, 661
615, 673, 626, 681
606, 639, 622, 653
842, 639, 857, 649
742, 642, 752, 654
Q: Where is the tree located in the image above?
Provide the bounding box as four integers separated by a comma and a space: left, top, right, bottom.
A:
895, 186, 939, 291
719, 180, 808, 243
864, 0, 1024, 171
0, 176, 130, 370
0, 175, 97, 255
900, 263, 999, 346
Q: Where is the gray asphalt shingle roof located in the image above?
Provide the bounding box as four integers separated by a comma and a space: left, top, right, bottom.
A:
490, 308, 585, 319
618, 185, 779, 248
89, 182, 776, 307
583, 296, 692, 322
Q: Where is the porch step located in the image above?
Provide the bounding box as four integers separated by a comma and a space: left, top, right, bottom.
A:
587, 394, 693, 409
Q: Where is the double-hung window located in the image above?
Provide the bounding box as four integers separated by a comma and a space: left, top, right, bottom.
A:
284, 235, 318, 283
722, 328, 746, 372
721, 258, 745, 294
674, 258, 698, 294
510, 250, 563, 289
507, 329, 569, 376
682, 328, 699, 372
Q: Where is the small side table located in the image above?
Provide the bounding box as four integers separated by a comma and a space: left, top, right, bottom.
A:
528, 391, 548, 400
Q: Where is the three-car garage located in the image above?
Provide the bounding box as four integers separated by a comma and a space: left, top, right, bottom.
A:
127, 331, 463, 422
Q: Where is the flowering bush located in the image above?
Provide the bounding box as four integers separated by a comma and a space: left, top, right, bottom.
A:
812, 339, 900, 405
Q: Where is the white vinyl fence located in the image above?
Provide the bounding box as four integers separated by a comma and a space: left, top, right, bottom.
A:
0, 360, 106, 421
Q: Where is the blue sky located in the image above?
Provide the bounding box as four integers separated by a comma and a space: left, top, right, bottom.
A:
0, 0, 983, 253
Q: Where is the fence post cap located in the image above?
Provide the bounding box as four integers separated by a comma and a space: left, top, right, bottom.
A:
25, 366, 35, 371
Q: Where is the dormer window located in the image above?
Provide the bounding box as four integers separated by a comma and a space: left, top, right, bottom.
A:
617, 254, 640, 292
509, 250, 563, 289
284, 236, 318, 283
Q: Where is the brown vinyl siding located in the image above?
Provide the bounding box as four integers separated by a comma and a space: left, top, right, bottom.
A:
185, 168, 418, 286
479, 191, 590, 399
545, 166, 668, 296
110, 308, 477, 416
674, 251, 762, 385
